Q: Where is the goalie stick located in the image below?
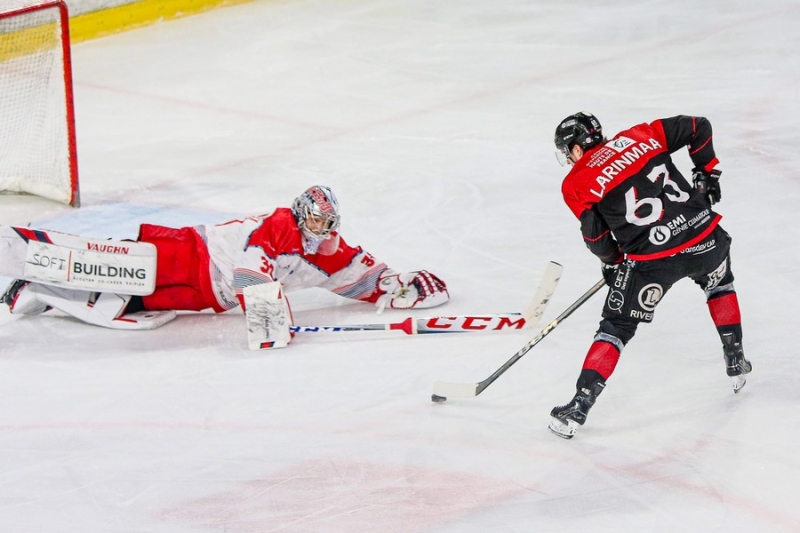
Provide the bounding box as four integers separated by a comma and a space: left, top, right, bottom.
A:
431, 277, 606, 401
290, 261, 564, 336
291, 314, 525, 335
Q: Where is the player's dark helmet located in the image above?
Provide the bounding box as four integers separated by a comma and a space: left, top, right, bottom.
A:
554, 112, 604, 165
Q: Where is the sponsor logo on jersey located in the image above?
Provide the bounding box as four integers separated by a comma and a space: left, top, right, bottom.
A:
637, 283, 663, 312
630, 309, 654, 321
666, 211, 711, 240
589, 137, 664, 199
680, 238, 716, 255
609, 136, 635, 152
649, 225, 671, 245
686, 209, 711, 229
611, 263, 631, 290
587, 147, 616, 167
607, 290, 624, 312
703, 258, 728, 291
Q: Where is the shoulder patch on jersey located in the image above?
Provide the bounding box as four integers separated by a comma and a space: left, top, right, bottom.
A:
608, 136, 635, 152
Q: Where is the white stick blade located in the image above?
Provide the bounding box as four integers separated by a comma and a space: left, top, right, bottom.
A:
522, 261, 563, 328
432, 380, 479, 398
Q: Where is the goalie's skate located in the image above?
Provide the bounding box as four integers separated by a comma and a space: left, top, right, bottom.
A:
2, 279, 27, 306
2, 279, 51, 315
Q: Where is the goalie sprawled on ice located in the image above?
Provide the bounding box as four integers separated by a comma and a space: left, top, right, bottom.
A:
1, 185, 449, 349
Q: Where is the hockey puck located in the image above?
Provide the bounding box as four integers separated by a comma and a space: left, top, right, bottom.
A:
431, 394, 447, 403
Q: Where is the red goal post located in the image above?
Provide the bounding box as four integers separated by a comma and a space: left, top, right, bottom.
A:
0, 0, 80, 207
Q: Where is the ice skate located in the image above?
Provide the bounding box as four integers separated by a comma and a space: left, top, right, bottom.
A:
724, 341, 752, 394
549, 382, 604, 439
2, 279, 51, 315
2, 279, 28, 306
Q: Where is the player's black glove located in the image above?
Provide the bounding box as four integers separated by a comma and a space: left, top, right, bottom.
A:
601, 261, 620, 286
692, 168, 722, 205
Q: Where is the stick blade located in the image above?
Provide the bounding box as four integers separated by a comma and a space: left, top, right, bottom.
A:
522, 261, 563, 328
432, 380, 479, 399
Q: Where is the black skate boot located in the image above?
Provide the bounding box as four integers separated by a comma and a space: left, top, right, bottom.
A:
549, 380, 605, 439
1, 279, 51, 315
722, 332, 751, 394
2, 279, 29, 307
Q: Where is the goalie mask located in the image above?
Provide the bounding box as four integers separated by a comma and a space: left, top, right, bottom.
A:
292, 185, 341, 254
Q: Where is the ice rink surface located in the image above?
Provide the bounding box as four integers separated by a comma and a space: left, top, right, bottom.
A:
2, 0, 800, 531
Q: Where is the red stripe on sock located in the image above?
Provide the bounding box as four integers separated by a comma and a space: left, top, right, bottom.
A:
708, 293, 741, 326
582, 341, 621, 380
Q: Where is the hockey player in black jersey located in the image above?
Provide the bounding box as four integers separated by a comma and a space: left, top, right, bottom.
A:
549, 112, 751, 439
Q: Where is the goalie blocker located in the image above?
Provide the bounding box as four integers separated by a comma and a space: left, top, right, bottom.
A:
244, 282, 293, 350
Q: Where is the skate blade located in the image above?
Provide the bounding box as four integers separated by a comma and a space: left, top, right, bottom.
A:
548, 418, 578, 439
731, 375, 747, 394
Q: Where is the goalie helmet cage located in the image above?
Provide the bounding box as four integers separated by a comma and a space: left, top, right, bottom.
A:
0, 0, 80, 207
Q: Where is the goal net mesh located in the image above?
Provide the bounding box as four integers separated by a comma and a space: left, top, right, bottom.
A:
0, 0, 79, 206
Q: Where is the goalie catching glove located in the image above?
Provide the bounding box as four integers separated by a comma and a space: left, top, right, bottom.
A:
376, 270, 449, 312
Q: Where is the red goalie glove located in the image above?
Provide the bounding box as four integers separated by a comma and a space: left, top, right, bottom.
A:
376, 270, 450, 311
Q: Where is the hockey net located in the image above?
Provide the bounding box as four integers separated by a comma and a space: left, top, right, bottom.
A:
0, 0, 79, 207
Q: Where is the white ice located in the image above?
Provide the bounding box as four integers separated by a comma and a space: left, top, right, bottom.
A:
2, 0, 800, 531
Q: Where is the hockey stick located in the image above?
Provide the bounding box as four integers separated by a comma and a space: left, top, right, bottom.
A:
431, 277, 606, 401
290, 261, 563, 336
520, 261, 562, 329
291, 314, 525, 335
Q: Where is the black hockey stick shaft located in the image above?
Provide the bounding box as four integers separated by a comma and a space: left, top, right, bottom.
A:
429, 278, 607, 400
473, 278, 606, 395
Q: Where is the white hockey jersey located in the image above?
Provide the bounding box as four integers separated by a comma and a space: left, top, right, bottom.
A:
195, 208, 389, 311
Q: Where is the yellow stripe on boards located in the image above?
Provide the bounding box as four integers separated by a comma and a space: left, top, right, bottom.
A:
0, 21, 60, 63
70, 0, 258, 43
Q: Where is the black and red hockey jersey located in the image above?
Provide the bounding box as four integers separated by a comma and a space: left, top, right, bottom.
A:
561, 116, 722, 262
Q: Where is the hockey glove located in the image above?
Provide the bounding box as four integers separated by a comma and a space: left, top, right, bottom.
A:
692, 168, 722, 205
376, 270, 450, 311
601, 261, 620, 287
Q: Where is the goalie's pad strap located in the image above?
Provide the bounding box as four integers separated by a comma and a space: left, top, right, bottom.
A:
244, 282, 293, 350
0, 225, 156, 296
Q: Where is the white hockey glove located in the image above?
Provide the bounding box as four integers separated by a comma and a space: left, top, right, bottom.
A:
376, 270, 449, 312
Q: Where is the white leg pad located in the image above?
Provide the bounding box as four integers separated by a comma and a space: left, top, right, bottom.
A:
244, 282, 293, 350
20, 284, 176, 330
7, 282, 51, 315
0, 224, 157, 295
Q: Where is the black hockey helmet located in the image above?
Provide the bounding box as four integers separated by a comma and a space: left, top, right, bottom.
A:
554, 112, 604, 165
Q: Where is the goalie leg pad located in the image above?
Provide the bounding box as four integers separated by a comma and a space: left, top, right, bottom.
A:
4, 280, 51, 315
0, 224, 157, 296
244, 282, 293, 350
7, 280, 177, 330
25, 284, 129, 327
